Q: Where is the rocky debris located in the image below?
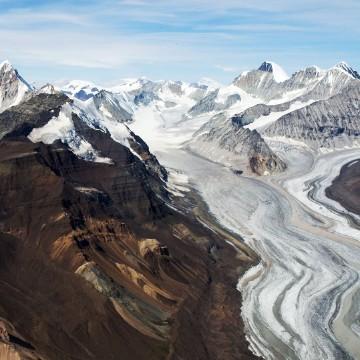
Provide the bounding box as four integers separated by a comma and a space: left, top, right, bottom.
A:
0, 320, 38, 360
0, 344, 21, 360
139, 239, 162, 258
76, 261, 170, 340
0, 322, 9, 342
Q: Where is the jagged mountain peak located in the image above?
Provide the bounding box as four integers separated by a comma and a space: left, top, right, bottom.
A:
0, 59, 34, 113
0, 60, 33, 89
0, 59, 13, 71
36, 83, 57, 95
258, 61, 289, 82
333, 61, 360, 79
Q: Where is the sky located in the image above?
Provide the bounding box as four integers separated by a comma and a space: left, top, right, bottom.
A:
0, 0, 359, 86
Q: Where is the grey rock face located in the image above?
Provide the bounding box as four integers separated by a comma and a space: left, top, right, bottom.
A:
264, 84, 360, 149
134, 90, 160, 106
225, 93, 241, 107
233, 70, 276, 100
188, 112, 286, 175
187, 89, 241, 118
93, 90, 133, 122
188, 89, 219, 116
232, 102, 291, 128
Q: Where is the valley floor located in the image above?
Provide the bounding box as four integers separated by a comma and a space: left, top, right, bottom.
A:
129, 111, 360, 360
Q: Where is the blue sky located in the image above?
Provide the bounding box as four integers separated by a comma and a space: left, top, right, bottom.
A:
0, 0, 359, 86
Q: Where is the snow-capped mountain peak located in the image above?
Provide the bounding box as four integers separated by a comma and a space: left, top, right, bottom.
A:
333, 61, 360, 79
0, 59, 12, 72
61, 80, 101, 101
0, 60, 34, 113
258, 61, 289, 82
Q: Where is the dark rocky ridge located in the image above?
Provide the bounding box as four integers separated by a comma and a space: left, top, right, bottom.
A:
0, 93, 69, 139
0, 94, 258, 359
326, 159, 360, 216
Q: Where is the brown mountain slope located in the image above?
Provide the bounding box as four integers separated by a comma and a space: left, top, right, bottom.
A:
0, 94, 258, 360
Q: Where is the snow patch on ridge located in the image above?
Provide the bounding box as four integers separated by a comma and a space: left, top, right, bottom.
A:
28, 103, 113, 164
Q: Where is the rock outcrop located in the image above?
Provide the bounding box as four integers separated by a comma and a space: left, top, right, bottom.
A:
188, 112, 286, 175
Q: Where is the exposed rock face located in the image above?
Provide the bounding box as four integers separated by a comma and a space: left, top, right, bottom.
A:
0, 93, 258, 359
187, 89, 241, 118
134, 90, 160, 106
0, 93, 70, 139
92, 90, 133, 122
187, 89, 220, 117
326, 159, 360, 216
264, 84, 360, 149
233, 68, 277, 100
231, 102, 291, 128
0, 61, 33, 113
0, 92, 166, 183
188, 112, 286, 175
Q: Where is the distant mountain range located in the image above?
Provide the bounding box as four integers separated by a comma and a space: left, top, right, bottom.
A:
1, 59, 359, 176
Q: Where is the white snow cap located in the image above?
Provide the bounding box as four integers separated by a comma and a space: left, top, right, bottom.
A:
258, 61, 289, 82
0, 59, 12, 70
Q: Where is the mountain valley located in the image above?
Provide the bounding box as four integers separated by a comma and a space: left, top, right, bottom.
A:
0, 58, 360, 360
